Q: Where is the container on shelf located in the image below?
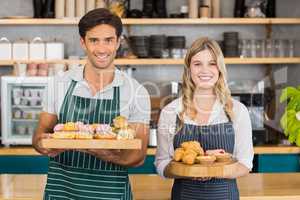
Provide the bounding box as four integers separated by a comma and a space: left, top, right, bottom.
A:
12, 40, 29, 60
29, 37, 45, 60
0, 37, 12, 60
46, 41, 64, 60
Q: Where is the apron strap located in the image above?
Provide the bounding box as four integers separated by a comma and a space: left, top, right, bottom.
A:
58, 80, 77, 122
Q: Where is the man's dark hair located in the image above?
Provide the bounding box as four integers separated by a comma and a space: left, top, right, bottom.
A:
78, 8, 123, 39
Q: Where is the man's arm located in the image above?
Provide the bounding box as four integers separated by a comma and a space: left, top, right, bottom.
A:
32, 112, 64, 157
85, 122, 149, 167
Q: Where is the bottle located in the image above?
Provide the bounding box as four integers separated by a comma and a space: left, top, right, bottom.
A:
180, 5, 189, 18
188, 0, 199, 18
76, 0, 86, 17
211, 0, 220, 18
66, 0, 75, 18
234, 0, 245, 17
55, 0, 64, 18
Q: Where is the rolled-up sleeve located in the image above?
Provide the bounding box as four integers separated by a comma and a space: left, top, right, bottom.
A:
155, 103, 177, 178
233, 102, 254, 170
128, 83, 151, 125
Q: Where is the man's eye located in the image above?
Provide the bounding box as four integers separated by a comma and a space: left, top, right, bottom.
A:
90, 39, 97, 43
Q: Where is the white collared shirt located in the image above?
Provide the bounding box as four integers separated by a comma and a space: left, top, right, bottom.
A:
42, 66, 151, 124
155, 97, 254, 178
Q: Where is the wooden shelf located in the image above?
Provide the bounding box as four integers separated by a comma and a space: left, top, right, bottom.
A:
0, 18, 300, 25
1, 58, 300, 66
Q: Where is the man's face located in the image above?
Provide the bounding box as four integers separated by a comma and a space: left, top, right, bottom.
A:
80, 24, 120, 71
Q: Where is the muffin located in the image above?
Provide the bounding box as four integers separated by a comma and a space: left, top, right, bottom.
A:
94, 124, 117, 139
195, 155, 216, 165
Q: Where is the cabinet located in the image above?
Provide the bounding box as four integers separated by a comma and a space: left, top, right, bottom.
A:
0, 18, 299, 66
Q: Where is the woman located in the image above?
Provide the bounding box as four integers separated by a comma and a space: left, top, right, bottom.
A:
155, 37, 254, 200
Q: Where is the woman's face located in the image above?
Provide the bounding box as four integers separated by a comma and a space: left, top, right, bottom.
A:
190, 49, 219, 92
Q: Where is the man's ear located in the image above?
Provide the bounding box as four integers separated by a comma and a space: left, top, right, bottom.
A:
80, 37, 86, 51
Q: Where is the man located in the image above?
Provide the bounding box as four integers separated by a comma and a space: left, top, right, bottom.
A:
32, 8, 150, 200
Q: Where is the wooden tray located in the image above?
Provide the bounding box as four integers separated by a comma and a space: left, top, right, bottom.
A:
40, 139, 142, 149
168, 160, 238, 178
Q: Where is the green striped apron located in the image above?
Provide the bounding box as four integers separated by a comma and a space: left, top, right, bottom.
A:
44, 80, 132, 200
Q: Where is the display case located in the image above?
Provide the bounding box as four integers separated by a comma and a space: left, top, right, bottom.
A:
1, 76, 52, 146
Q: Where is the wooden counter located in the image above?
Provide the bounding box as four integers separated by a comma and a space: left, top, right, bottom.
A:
1, 146, 300, 156
0, 173, 300, 200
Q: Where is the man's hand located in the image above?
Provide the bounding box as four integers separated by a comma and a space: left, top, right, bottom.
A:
34, 133, 65, 157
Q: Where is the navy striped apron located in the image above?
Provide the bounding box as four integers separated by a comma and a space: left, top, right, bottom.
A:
171, 117, 239, 200
44, 80, 132, 200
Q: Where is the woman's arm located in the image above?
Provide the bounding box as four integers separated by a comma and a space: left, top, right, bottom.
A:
227, 101, 254, 179
155, 103, 178, 178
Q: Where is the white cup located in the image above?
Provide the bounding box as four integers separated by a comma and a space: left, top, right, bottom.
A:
16, 63, 27, 76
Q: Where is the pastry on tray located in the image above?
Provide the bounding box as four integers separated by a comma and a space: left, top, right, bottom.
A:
214, 152, 232, 162
173, 141, 205, 165
117, 127, 136, 140
76, 124, 94, 139
206, 149, 232, 162
113, 116, 128, 129
195, 155, 216, 165
181, 141, 204, 155
94, 124, 117, 139
50, 116, 137, 140
52, 122, 93, 139
174, 148, 185, 162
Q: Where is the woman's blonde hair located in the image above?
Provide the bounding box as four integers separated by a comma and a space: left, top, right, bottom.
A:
178, 37, 233, 127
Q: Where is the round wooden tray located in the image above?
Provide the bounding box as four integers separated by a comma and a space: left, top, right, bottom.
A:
168, 159, 238, 178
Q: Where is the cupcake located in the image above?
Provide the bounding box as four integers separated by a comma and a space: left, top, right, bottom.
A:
94, 124, 117, 139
